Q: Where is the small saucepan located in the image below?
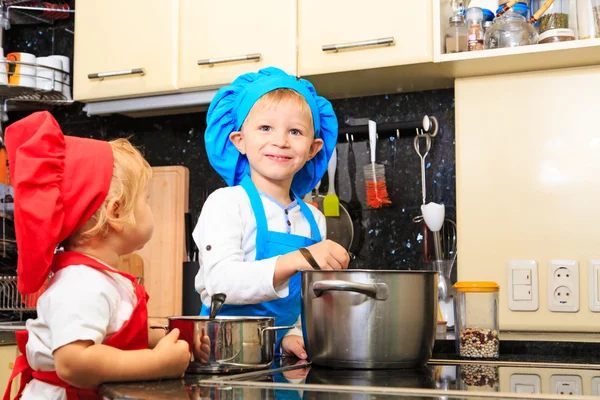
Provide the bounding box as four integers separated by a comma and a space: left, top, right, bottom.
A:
151, 294, 293, 374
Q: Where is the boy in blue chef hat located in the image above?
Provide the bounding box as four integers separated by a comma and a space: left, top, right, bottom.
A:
193, 67, 349, 358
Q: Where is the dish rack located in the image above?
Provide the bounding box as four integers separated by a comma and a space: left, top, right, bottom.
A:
0, 275, 38, 312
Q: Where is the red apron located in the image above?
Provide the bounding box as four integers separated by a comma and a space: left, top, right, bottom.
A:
3, 252, 150, 400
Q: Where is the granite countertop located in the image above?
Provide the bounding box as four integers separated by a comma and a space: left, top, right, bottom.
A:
101, 331, 600, 400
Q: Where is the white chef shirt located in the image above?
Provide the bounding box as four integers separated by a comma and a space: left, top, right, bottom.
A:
193, 185, 326, 337
22, 264, 136, 400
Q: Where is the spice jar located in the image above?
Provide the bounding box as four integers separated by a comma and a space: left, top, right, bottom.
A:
466, 7, 485, 51
453, 281, 500, 359
445, 13, 468, 53
538, 28, 576, 43
530, 0, 570, 33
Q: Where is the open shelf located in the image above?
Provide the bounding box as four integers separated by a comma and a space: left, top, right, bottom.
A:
438, 37, 600, 78
433, 0, 600, 79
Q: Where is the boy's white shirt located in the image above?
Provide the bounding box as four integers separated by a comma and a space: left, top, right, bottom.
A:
193, 185, 327, 337
22, 264, 137, 400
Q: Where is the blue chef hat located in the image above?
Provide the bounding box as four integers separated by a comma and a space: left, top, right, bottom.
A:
205, 67, 338, 196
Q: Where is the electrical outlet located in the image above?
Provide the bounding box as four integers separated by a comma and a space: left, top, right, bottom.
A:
548, 260, 579, 312
550, 375, 582, 396
592, 377, 600, 396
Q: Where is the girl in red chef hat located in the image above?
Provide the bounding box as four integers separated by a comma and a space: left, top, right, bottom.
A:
2, 112, 190, 400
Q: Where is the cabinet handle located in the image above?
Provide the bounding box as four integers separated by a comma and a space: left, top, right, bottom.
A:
322, 37, 394, 52
88, 68, 145, 80
197, 53, 261, 67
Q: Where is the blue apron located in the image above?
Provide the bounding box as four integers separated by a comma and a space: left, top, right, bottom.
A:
201, 175, 322, 347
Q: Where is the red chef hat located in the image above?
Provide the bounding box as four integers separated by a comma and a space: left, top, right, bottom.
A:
5, 111, 114, 295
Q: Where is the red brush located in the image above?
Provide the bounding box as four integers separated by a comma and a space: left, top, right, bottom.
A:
363, 120, 391, 208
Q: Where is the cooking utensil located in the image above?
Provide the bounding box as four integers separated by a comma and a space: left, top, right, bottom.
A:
323, 147, 340, 217
346, 134, 364, 257
182, 212, 202, 316
209, 293, 226, 319
313, 196, 354, 251
422, 202, 445, 261
363, 120, 391, 208
152, 316, 293, 374
300, 269, 438, 369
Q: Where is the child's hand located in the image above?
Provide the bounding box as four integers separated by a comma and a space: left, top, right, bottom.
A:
152, 328, 190, 377
305, 240, 350, 270
281, 335, 307, 360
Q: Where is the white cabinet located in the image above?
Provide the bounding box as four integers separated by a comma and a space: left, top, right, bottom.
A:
298, 0, 433, 76
179, 0, 296, 90
73, 0, 179, 101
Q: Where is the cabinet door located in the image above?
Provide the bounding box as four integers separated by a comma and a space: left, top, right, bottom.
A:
0, 345, 17, 397
73, 0, 179, 101
179, 0, 297, 90
298, 0, 432, 76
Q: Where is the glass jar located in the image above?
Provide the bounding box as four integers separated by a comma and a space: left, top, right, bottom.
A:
484, 11, 538, 49
576, 0, 600, 39
531, 0, 570, 33
453, 281, 500, 359
466, 7, 485, 51
538, 27, 576, 43
446, 13, 468, 53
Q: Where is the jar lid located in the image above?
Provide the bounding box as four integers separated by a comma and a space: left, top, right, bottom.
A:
482, 8, 495, 21
496, 3, 529, 15
453, 281, 500, 292
538, 28, 576, 42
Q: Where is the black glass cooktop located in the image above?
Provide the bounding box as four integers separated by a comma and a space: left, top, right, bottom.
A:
101, 358, 600, 399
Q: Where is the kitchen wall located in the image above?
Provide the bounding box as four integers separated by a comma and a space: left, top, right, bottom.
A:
5, 20, 456, 271
456, 65, 600, 331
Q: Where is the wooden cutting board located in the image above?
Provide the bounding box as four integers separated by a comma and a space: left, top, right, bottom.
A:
118, 253, 144, 284
137, 166, 189, 318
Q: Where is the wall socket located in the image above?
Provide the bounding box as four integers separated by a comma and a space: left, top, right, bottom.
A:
548, 260, 579, 312
550, 375, 582, 396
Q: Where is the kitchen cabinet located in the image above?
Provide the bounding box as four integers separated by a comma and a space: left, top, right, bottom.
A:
179, 0, 296, 90
73, 0, 179, 102
297, 0, 433, 76
0, 345, 18, 398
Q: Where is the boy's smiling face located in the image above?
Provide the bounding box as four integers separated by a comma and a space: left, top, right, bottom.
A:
229, 90, 323, 193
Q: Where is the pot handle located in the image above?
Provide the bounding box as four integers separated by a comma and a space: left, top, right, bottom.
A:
312, 280, 389, 300
259, 325, 295, 344
150, 325, 169, 334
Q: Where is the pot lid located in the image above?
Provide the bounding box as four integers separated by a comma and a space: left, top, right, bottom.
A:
453, 281, 499, 292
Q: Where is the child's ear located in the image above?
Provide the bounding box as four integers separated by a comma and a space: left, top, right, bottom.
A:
308, 138, 324, 160
106, 197, 124, 233
229, 131, 246, 154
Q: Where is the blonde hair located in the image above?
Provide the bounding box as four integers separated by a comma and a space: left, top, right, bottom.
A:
66, 138, 152, 245
250, 88, 314, 134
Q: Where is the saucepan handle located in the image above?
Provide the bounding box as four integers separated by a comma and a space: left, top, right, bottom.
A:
150, 325, 169, 334
312, 280, 389, 300
259, 325, 295, 344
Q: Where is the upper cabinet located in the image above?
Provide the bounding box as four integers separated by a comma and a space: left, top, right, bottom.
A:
179, 0, 297, 90
73, 0, 179, 102
297, 0, 433, 76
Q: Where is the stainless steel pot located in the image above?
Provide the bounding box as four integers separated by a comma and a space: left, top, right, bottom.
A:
300, 270, 438, 369
153, 316, 292, 374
